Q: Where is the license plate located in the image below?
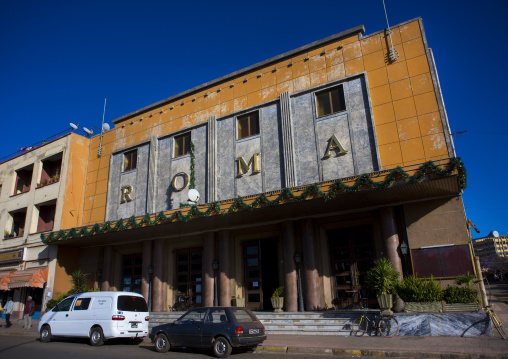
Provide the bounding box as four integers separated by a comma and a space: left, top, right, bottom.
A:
249, 329, 259, 334
131, 323, 138, 328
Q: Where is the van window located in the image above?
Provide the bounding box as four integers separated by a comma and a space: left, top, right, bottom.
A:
91, 297, 112, 309
117, 295, 148, 312
54, 297, 75, 312
73, 298, 91, 311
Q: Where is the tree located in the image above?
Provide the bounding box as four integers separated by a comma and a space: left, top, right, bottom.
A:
480, 254, 508, 276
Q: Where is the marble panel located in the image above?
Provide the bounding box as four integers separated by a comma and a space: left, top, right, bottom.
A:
315, 112, 355, 182
216, 117, 235, 200
261, 103, 284, 192
193, 126, 207, 205
155, 136, 173, 212
291, 93, 319, 186
236, 136, 262, 197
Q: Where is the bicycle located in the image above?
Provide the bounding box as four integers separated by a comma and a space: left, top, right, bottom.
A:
351, 308, 399, 337
485, 305, 506, 340
171, 295, 193, 312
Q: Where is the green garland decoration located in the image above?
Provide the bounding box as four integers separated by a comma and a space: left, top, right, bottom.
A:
189, 141, 195, 189
41, 158, 466, 244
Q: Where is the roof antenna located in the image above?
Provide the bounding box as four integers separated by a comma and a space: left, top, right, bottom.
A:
382, 0, 399, 62
98, 98, 107, 157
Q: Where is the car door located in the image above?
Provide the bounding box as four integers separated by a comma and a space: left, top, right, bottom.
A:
47, 297, 76, 336
171, 308, 207, 347
202, 308, 231, 347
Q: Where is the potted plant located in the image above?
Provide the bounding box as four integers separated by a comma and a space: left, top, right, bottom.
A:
271, 286, 284, 312
395, 275, 444, 313
443, 273, 480, 312
4, 230, 10, 239
365, 257, 400, 314
231, 295, 245, 307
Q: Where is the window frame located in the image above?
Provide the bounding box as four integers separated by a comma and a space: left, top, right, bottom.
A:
237, 111, 260, 140
123, 149, 138, 172
315, 85, 346, 119
174, 132, 191, 158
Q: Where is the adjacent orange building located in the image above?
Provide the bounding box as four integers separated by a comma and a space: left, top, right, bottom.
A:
42, 18, 471, 311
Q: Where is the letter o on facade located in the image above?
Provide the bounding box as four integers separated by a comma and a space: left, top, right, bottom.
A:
171, 172, 190, 191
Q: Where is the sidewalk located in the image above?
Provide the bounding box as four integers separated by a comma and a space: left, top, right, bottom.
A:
1, 296, 507, 359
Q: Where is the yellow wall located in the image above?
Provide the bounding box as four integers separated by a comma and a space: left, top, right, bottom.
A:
53, 246, 79, 298
60, 133, 91, 229
83, 18, 450, 226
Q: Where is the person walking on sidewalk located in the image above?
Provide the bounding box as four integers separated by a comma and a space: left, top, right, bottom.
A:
4, 297, 13, 328
24, 296, 35, 329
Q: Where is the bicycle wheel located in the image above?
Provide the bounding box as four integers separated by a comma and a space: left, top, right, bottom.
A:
491, 312, 506, 340
379, 316, 399, 337
351, 316, 368, 336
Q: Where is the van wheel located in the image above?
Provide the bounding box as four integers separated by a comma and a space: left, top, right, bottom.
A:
90, 327, 104, 346
212, 337, 232, 358
154, 333, 170, 353
40, 325, 51, 343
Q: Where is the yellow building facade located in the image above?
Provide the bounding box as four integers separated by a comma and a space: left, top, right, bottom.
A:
43, 18, 470, 312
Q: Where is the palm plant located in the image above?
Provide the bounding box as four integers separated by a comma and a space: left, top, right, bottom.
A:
68, 269, 90, 294
365, 257, 400, 296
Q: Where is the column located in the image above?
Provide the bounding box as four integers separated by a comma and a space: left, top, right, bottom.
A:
279, 92, 297, 188
152, 239, 164, 312
301, 218, 320, 310
379, 207, 404, 311
379, 207, 403, 275
219, 230, 230, 306
141, 240, 152, 303
203, 232, 215, 307
282, 221, 298, 312
101, 245, 112, 291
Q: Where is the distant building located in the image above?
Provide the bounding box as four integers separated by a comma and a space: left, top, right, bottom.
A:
0, 133, 89, 318
473, 231, 508, 259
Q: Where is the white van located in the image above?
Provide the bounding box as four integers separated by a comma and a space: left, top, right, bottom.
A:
38, 291, 149, 346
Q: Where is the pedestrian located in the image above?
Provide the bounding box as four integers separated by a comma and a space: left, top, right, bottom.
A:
24, 296, 35, 329
4, 297, 13, 328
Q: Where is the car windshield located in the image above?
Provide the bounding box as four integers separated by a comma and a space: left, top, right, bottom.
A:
117, 295, 148, 312
231, 308, 257, 322
178, 308, 207, 323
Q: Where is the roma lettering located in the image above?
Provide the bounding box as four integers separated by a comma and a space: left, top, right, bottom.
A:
237, 153, 261, 177
323, 134, 348, 158
120, 185, 133, 203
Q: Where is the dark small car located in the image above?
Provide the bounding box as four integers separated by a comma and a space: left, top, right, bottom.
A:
149, 306, 266, 358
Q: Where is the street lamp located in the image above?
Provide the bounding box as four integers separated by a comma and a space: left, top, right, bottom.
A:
212, 260, 219, 306
400, 242, 408, 275
294, 252, 304, 312
96, 269, 102, 291
148, 264, 154, 312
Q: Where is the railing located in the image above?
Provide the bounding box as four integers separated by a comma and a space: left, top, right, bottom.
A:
0, 128, 73, 164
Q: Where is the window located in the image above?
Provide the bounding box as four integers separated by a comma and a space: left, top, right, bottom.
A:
14, 166, 33, 194
117, 295, 148, 312
123, 150, 137, 172
37, 203, 56, 233
174, 133, 191, 157
315, 85, 346, 118
54, 297, 75, 312
9, 209, 27, 237
40, 153, 62, 185
73, 298, 91, 311
237, 112, 260, 140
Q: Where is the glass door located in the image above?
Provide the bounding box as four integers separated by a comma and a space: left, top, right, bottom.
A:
328, 226, 374, 308
122, 254, 142, 293
244, 241, 262, 309
175, 248, 203, 306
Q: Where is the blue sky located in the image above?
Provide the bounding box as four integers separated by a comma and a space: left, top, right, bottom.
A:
1, 0, 506, 238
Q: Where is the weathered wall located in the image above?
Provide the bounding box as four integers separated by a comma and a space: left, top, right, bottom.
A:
404, 196, 469, 248
83, 18, 451, 226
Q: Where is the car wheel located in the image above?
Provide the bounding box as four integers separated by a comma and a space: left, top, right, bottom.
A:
40, 325, 51, 343
154, 333, 170, 353
90, 327, 104, 346
212, 336, 232, 358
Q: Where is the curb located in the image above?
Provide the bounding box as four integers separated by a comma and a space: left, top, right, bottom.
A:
257, 345, 505, 359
